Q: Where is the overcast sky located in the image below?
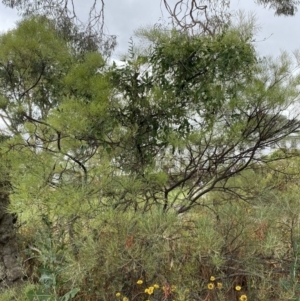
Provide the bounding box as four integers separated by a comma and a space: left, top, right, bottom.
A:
0, 0, 299, 58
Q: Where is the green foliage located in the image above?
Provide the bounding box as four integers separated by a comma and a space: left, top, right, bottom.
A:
256, 0, 300, 15
1, 7, 300, 301
0, 17, 72, 131
8, 168, 300, 301
0, 284, 37, 301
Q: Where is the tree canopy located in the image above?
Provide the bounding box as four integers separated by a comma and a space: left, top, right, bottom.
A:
0, 17, 299, 216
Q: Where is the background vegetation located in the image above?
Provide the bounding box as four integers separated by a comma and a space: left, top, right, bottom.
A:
0, 1, 300, 300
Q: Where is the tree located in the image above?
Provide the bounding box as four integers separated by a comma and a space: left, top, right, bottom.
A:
0, 16, 77, 287
103, 28, 300, 213
1, 0, 116, 56
0, 17, 73, 134
3, 21, 300, 216
0, 17, 113, 292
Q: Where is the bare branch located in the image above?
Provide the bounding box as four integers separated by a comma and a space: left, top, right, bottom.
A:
161, 0, 230, 35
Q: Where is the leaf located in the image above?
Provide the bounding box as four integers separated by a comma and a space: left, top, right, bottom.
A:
26, 289, 53, 301
59, 288, 80, 301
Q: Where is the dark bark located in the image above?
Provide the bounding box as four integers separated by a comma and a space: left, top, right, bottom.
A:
0, 189, 23, 288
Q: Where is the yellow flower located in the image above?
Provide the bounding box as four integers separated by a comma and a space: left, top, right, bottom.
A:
210, 276, 216, 281
217, 282, 223, 289
122, 297, 129, 301
235, 285, 242, 291
153, 284, 159, 289
137, 280, 143, 285
207, 283, 215, 290
239, 294, 247, 301
171, 285, 176, 291
145, 287, 154, 295
115, 292, 121, 297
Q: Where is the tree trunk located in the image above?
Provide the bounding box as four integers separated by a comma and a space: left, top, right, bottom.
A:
0, 189, 23, 288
